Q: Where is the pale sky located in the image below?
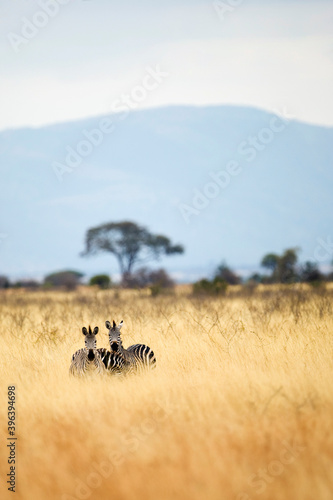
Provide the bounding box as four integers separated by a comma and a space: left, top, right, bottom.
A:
0, 0, 333, 130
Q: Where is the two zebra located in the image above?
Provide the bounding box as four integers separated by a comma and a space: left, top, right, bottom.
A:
69, 320, 156, 376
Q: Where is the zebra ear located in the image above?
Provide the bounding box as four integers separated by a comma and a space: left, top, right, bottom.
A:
82, 327, 88, 335
118, 320, 123, 329
93, 326, 99, 335
105, 321, 111, 329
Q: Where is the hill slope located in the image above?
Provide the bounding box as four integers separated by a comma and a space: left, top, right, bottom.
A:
0, 105, 332, 280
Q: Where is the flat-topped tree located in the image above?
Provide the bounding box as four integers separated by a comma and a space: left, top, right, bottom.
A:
81, 221, 184, 281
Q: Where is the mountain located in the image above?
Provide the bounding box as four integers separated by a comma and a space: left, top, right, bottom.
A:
0, 105, 332, 281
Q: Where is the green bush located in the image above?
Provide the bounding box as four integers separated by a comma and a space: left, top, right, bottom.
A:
44, 270, 84, 290
193, 277, 228, 296
89, 274, 111, 289
150, 284, 162, 297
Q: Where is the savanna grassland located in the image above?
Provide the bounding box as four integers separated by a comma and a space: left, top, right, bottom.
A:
0, 285, 333, 500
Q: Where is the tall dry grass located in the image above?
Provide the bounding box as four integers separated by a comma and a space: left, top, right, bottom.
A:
0, 285, 333, 500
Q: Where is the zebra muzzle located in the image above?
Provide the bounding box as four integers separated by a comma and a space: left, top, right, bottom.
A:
111, 342, 118, 352
88, 350, 95, 361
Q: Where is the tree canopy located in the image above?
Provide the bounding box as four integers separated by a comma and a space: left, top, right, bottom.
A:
261, 253, 279, 272
261, 248, 299, 283
81, 221, 184, 278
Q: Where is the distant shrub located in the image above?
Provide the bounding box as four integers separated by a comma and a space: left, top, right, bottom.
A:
193, 277, 228, 296
44, 270, 84, 291
326, 271, 333, 282
13, 280, 40, 289
300, 261, 324, 285
0, 275, 10, 289
214, 263, 241, 285
89, 274, 111, 289
148, 269, 174, 288
122, 268, 174, 290
149, 284, 163, 297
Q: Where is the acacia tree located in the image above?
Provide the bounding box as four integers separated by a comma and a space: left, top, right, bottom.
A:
81, 221, 184, 280
261, 248, 299, 283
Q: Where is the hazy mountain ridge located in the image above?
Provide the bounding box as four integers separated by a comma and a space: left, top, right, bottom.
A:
1, 105, 332, 281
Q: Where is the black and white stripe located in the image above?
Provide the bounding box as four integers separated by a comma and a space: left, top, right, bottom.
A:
97, 347, 127, 374
126, 343, 156, 370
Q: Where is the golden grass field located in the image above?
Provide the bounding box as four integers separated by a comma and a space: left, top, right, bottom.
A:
1, 284, 333, 500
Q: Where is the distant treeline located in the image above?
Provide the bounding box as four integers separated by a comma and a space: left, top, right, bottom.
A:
0, 268, 175, 295
1, 248, 332, 293
194, 248, 333, 296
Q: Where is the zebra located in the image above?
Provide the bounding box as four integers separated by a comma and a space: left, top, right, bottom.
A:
97, 347, 127, 375
69, 326, 105, 376
104, 320, 156, 373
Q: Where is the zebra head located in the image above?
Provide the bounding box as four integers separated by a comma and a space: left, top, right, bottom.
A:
82, 326, 99, 361
105, 320, 123, 354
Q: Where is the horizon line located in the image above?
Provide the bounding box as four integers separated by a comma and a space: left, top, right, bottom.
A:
2, 102, 333, 134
